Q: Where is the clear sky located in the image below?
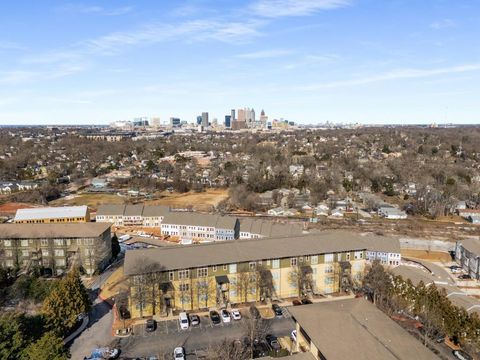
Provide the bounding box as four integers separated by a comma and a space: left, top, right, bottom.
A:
1, 0, 479, 125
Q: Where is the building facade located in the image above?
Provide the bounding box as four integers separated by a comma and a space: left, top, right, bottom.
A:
455, 238, 480, 280
123, 232, 392, 318
96, 204, 170, 227
14, 205, 90, 223
0, 223, 112, 276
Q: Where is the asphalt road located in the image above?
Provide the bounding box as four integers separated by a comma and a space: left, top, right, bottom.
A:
118, 310, 296, 359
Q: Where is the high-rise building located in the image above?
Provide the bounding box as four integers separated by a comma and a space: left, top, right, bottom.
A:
151, 117, 161, 128
201, 112, 209, 127
196, 116, 202, 125
225, 115, 231, 128
170, 117, 181, 127
237, 109, 246, 122
231, 109, 236, 122
250, 108, 255, 123
133, 117, 149, 127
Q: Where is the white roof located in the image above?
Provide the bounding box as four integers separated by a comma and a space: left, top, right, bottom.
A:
14, 206, 88, 221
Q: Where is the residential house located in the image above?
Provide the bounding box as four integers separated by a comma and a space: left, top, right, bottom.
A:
364, 235, 401, 266
239, 218, 305, 239
378, 207, 407, 220
0, 223, 112, 275
456, 238, 480, 280
96, 204, 170, 227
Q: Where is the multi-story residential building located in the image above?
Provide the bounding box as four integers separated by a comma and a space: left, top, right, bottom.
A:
289, 298, 438, 360
123, 232, 396, 318
239, 218, 304, 239
160, 213, 240, 242
364, 235, 401, 266
13, 205, 90, 223
0, 223, 112, 276
455, 238, 480, 280
96, 204, 170, 227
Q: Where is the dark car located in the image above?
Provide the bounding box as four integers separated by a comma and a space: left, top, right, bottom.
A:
252, 341, 269, 358
292, 299, 302, 306
210, 310, 221, 325
249, 306, 261, 319
189, 314, 200, 326
453, 350, 473, 360
145, 319, 156, 332
265, 334, 281, 352
272, 304, 283, 317
301, 298, 313, 305
458, 274, 472, 280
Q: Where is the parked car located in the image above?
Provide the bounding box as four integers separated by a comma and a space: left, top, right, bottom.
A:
450, 265, 462, 273
179, 312, 189, 330
252, 341, 269, 358
173, 347, 185, 360
290, 330, 297, 343
301, 298, 313, 305
249, 306, 261, 319
292, 299, 302, 306
272, 304, 283, 317
231, 308, 242, 320
458, 274, 472, 280
453, 350, 473, 360
86, 347, 120, 359
265, 334, 281, 352
189, 314, 200, 326
221, 309, 231, 323
210, 310, 221, 325
145, 319, 156, 332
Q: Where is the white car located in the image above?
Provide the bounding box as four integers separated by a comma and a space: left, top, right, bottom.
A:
221, 309, 231, 323
179, 312, 189, 330
231, 309, 242, 320
173, 347, 185, 360
291, 330, 297, 342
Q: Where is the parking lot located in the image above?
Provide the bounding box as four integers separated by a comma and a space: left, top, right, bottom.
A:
117, 307, 295, 359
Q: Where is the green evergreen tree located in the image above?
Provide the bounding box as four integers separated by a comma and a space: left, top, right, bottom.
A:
22, 331, 68, 360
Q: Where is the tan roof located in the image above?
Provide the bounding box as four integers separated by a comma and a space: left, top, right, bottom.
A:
124, 204, 144, 216
124, 231, 384, 275
364, 234, 401, 253
0, 223, 111, 239
161, 212, 238, 229
97, 204, 126, 216
142, 205, 170, 217
240, 218, 304, 237
459, 238, 480, 256
289, 298, 438, 360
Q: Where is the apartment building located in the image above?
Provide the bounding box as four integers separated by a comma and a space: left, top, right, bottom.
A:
0, 223, 112, 276
455, 238, 480, 280
364, 235, 401, 266
96, 204, 170, 227
239, 218, 305, 239
123, 231, 397, 318
13, 205, 90, 223
289, 298, 437, 360
160, 212, 240, 242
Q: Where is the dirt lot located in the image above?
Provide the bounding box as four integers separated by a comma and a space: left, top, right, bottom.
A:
145, 189, 228, 211
49, 193, 126, 210
401, 249, 452, 262
0, 202, 43, 216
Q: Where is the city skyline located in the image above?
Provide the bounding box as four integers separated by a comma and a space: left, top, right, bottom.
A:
1, 0, 480, 125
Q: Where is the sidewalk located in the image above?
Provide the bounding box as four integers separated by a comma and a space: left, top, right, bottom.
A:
64, 314, 89, 345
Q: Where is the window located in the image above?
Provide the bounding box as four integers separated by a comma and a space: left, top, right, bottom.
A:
311, 255, 318, 265
179, 283, 189, 292
305, 256, 310, 262
169, 272, 174, 281
197, 267, 208, 277
54, 249, 64, 257
213, 265, 217, 272
324, 277, 334, 285
325, 265, 333, 273
272, 259, 280, 269
324, 253, 334, 263
41, 250, 49, 257
178, 269, 190, 280
21, 240, 29, 247
354, 251, 362, 260
54, 239, 64, 246
56, 259, 66, 267
3, 240, 11, 247
290, 258, 298, 267
257, 260, 262, 266
5, 250, 12, 257
22, 250, 29, 257
266, 260, 271, 266
223, 264, 228, 271
346, 253, 351, 261
249, 262, 256, 271
229, 264, 237, 274
41, 239, 48, 246
299, 257, 304, 263
337, 253, 342, 261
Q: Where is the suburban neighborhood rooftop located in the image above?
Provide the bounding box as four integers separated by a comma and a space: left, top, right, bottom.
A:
13, 205, 88, 221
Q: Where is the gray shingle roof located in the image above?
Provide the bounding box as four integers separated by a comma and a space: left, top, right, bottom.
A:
124, 231, 395, 275
0, 223, 111, 239
289, 298, 438, 360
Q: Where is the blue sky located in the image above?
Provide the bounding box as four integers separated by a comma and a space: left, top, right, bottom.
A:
1, 0, 480, 125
